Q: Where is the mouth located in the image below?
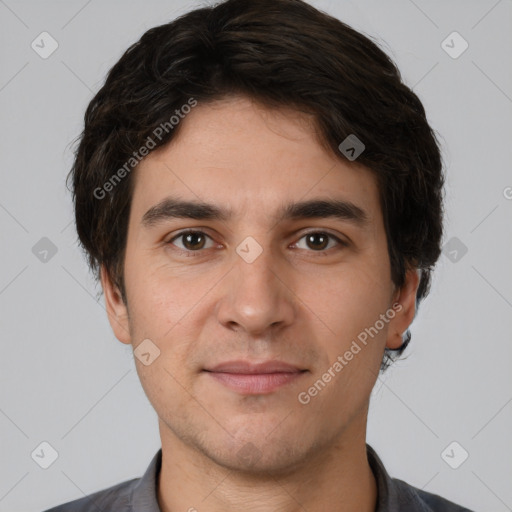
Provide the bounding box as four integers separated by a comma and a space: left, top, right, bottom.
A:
202, 360, 308, 395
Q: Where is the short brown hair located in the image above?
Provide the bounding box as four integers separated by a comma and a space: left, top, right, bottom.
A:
67, 0, 444, 370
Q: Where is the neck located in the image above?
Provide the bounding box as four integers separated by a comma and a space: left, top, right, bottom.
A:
157, 419, 377, 512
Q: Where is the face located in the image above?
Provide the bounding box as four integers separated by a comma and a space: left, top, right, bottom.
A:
102, 96, 419, 474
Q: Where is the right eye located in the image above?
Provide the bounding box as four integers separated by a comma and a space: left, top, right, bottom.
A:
167, 230, 216, 252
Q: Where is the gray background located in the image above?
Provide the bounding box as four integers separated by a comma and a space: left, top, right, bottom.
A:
1, 0, 511, 511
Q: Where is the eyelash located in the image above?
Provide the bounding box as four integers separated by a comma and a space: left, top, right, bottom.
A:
166, 230, 347, 256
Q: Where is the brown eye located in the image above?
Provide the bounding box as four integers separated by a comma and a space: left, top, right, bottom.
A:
169, 231, 214, 251
294, 231, 345, 252
305, 233, 329, 250
183, 232, 206, 250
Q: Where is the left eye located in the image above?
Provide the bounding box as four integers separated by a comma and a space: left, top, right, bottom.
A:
294, 232, 343, 251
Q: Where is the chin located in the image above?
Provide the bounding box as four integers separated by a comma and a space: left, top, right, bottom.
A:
199, 428, 321, 477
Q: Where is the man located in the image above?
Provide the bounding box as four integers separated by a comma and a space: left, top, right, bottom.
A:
45, 0, 474, 510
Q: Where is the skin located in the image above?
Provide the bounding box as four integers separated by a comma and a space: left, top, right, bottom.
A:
102, 95, 419, 512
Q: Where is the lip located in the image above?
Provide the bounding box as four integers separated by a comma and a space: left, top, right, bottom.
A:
203, 360, 307, 394
206, 360, 303, 374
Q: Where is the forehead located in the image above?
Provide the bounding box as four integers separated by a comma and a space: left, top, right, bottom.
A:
130, 96, 381, 225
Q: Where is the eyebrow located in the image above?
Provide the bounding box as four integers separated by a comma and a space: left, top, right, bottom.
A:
141, 196, 369, 228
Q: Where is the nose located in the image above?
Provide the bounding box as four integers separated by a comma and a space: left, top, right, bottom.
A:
215, 240, 296, 337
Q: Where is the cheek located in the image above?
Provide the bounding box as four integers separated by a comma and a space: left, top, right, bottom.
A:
306, 260, 393, 344
125, 257, 215, 336
134, 356, 198, 429
125, 264, 215, 377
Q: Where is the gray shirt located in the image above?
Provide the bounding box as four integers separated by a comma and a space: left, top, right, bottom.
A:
43, 445, 474, 511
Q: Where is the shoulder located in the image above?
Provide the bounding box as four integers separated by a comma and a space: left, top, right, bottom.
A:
392, 477, 475, 512
42, 477, 138, 512
43, 449, 162, 512
366, 444, 474, 512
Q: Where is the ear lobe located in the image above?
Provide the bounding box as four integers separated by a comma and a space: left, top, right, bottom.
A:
100, 265, 131, 345
385, 268, 421, 350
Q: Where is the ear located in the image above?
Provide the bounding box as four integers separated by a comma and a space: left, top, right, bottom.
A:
100, 265, 131, 345
385, 268, 421, 350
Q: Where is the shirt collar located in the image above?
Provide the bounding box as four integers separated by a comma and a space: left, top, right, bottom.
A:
367, 444, 430, 511
130, 448, 162, 511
